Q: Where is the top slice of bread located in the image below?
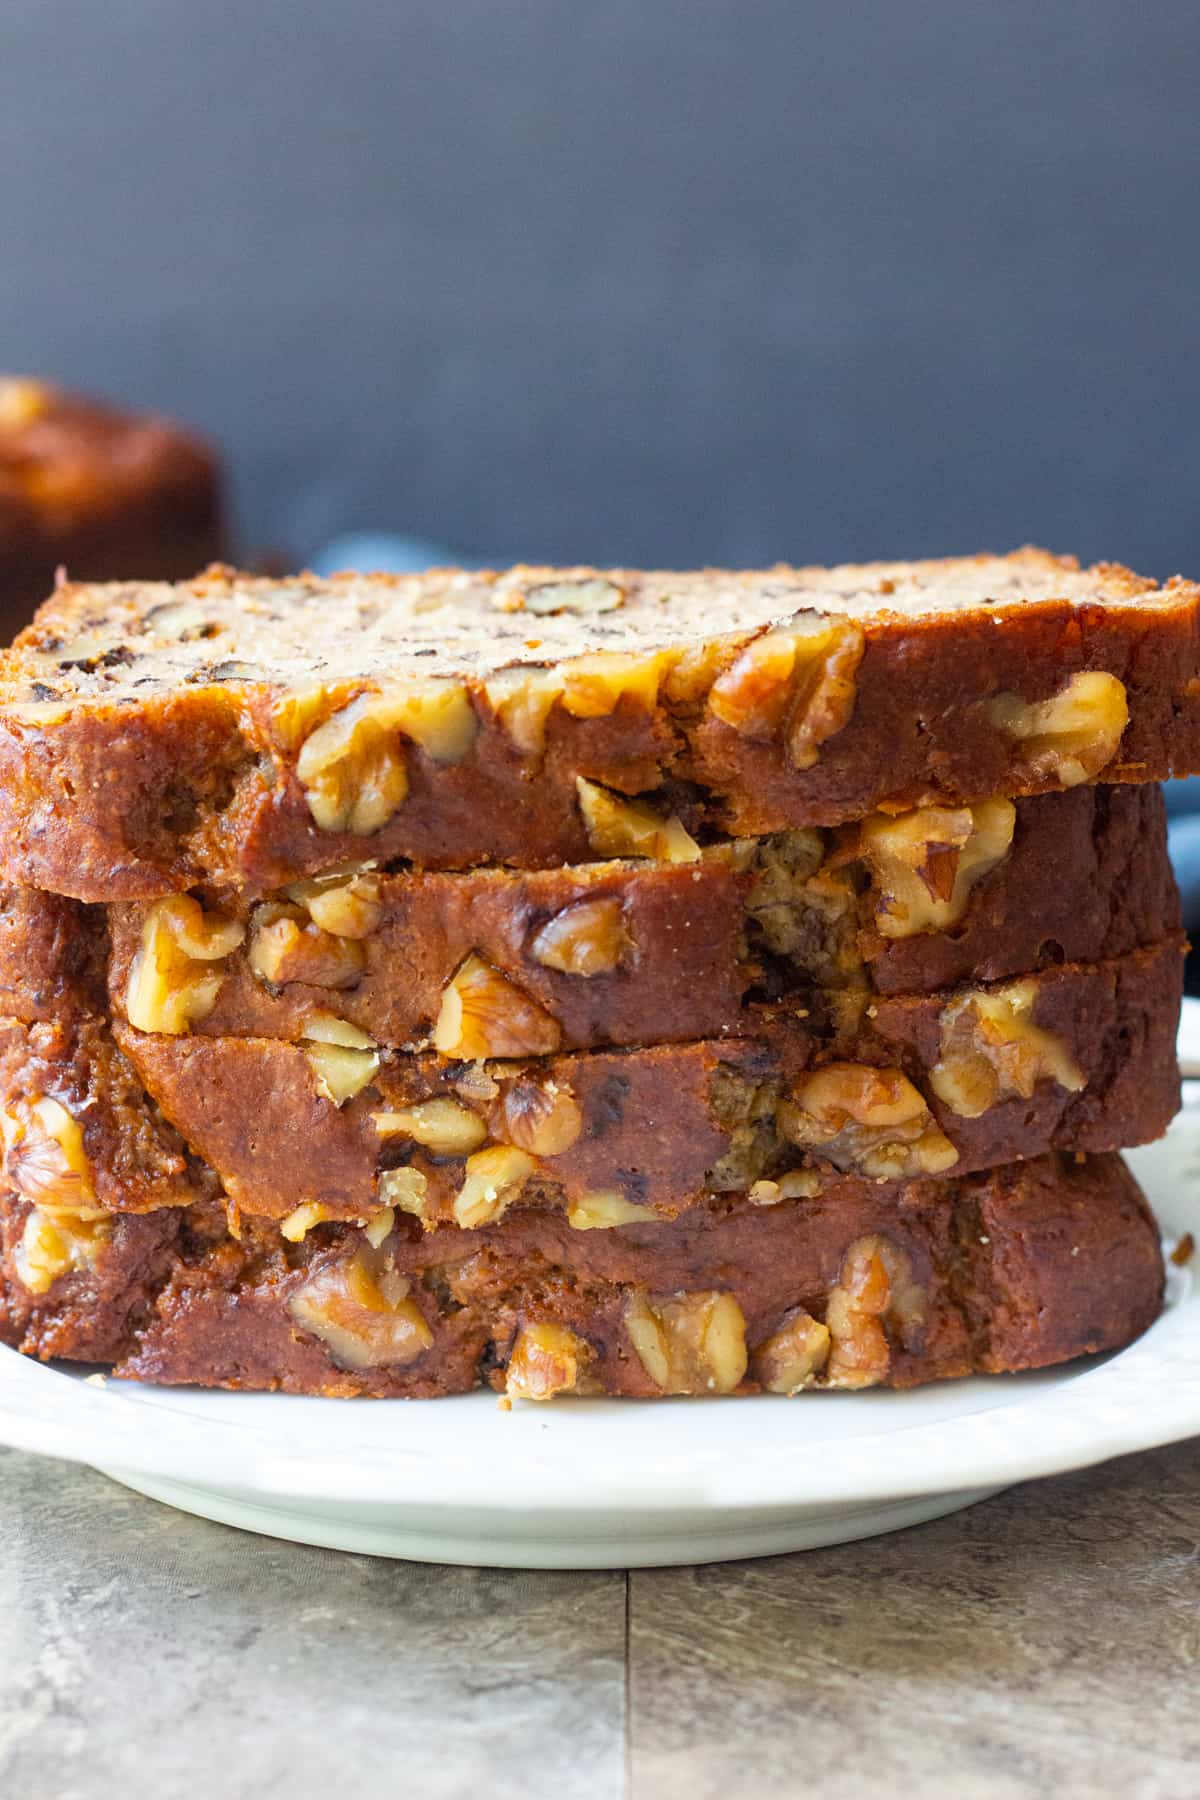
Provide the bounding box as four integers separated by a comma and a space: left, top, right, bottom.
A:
0, 548, 1197, 899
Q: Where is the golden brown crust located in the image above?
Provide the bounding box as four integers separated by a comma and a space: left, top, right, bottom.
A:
0, 1152, 1163, 1397
0, 378, 222, 637
0, 552, 1195, 898
106, 941, 1183, 1222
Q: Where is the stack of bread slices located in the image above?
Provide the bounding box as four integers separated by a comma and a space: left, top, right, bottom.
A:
0, 549, 1191, 1401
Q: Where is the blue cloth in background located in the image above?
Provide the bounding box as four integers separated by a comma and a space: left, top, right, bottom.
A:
313, 533, 1200, 932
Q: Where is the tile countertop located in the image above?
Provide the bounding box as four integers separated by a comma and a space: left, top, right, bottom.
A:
2, 1443, 1199, 1800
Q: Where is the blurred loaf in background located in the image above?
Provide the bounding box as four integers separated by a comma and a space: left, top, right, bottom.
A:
0, 377, 223, 641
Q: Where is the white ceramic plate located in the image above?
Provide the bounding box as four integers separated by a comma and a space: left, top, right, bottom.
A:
2, 1028, 1199, 1568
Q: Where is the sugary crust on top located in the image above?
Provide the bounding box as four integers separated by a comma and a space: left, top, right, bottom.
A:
0, 549, 1196, 898
0, 548, 1185, 699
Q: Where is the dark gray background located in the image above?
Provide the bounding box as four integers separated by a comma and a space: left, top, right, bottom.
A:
2, 1, 1198, 574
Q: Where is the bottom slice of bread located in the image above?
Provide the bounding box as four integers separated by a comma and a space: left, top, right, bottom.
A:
0, 1151, 1163, 1399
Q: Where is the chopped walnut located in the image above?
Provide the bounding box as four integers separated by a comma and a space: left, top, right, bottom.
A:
373, 1097, 488, 1156
986, 671, 1128, 787
492, 1079, 583, 1157
279, 1200, 391, 1242
624, 1290, 748, 1394
378, 680, 479, 762
483, 667, 564, 755
453, 1145, 537, 1228
124, 895, 244, 1034
930, 979, 1086, 1117
295, 692, 410, 834
523, 577, 625, 615
377, 1166, 429, 1217
248, 904, 366, 989
567, 1190, 650, 1229
288, 1253, 433, 1370
707, 618, 865, 769
301, 1013, 379, 1105
824, 1235, 926, 1389
755, 1307, 832, 1393
1, 1095, 112, 1294
576, 778, 700, 863
858, 797, 1016, 938
2, 1095, 95, 1210
746, 1170, 821, 1205
505, 1322, 593, 1400
286, 870, 383, 939
779, 1063, 958, 1179
529, 896, 631, 976
14, 1202, 112, 1295
432, 954, 562, 1058
560, 649, 672, 718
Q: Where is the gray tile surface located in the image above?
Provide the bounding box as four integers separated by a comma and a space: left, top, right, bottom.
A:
2, 1442, 1198, 1800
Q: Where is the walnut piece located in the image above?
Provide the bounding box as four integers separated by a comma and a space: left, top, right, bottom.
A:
2, 1095, 95, 1210
824, 1235, 926, 1389
523, 577, 625, 615
286, 870, 383, 939
482, 668, 564, 755
1, 1095, 112, 1295
492, 1079, 583, 1157
529, 896, 631, 976
778, 1063, 958, 1179
560, 649, 672, 719
377, 1167, 429, 1217
288, 1253, 433, 1370
567, 1190, 650, 1229
754, 1307, 832, 1393
575, 778, 700, 863
930, 979, 1086, 1118
280, 1200, 392, 1242
707, 618, 865, 769
373, 1097, 488, 1156
295, 693, 410, 834
746, 1170, 821, 1205
453, 1145, 537, 1228
986, 671, 1128, 787
624, 1290, 748, 1394
124, 896, 244, 1034
301, 1013, 379, 1105
505, 1322, 593, 1400
383, 680, 479, 762
432, 954, 562, 1058
248, 904, 366, 990
858, 797, 1016, 938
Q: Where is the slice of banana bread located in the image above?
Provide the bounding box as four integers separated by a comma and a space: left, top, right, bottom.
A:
100, 939, 1181, 1223
96, 783, 1176, 1052
0, 1151, 1164, 1397
1, 550, 1196, 899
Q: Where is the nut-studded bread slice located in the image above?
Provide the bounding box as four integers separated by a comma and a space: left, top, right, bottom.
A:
104, 784, 1178, 1052
106, 940, 1181, 1224
0, 1153, 1165, 1397
1, 549, 1197, 899
0, 942, 1179, 1229
0, 787, 1176, 1053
